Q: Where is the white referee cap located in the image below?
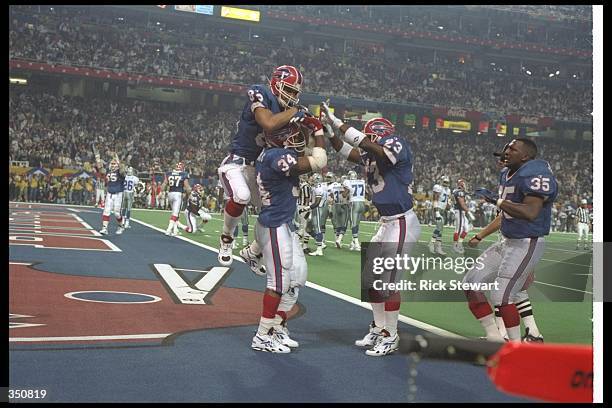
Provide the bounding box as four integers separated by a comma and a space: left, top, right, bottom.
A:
581, 199, 588, 204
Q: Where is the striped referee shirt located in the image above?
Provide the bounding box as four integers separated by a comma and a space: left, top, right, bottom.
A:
298, 182, 312, 207
576, 207, 590, 224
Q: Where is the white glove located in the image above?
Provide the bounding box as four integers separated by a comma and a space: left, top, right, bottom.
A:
319, 112, 336, 139
467, 212, 475, 222
320, 101, 343, 129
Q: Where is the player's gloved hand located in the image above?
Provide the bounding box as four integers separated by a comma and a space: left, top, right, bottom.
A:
298, 207, 311, 221
435, 210, 442, 221
320, 101, 343, 129
474, 187, 499, 205
319, 112, 336, 139
300, 116, 323, 133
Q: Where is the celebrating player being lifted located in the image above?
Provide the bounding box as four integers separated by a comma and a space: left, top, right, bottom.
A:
217, 65, 308, 273
464, 138, 557, 342
162, 161, 190, 236
98, 156, 126, 235
429, 176, 451, 255
251, 114, 327, 353
321, 102, 420, 357
451, 178, 475, 254
344, 170, 367, 251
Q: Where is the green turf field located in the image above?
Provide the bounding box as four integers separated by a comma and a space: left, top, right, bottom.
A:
132, 209, 593, 344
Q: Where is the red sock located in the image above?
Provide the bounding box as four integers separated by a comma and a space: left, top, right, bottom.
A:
102, 215, 110, 222
262, 292, 281, 319
276, 310, 288, 323
368, 288, 385, 303
460, 231, 467, 239
225, 199, 245, 218
453, 232, 459, 241
170, 215, 178, 222
384, 292, 401, 311
497, 303, 520, 329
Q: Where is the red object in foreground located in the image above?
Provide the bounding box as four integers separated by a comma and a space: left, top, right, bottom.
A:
487, 342, 593, 402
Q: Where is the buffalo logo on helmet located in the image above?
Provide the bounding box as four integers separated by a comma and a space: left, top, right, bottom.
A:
363, 118, 395, 143
270, 65, 303, 109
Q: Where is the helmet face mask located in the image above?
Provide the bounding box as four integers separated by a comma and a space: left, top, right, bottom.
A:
363, 117, 395, 143
193, 184, 203, 195
312, 173, 322, 184
270, 65, 303, 109
126, 167, 134, 176
175, 162, 185, 172
441, 176, 450, 187
348, 170, 357, 180
265, 123, 306, 152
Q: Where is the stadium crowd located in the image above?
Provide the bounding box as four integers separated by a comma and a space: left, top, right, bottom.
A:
10, 87, 592, 215
9, 6, 592, 122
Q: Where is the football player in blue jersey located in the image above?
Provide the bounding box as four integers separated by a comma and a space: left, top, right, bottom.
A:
320, 103, 421, 357
463, 138, 557, 342
251, 116, 327, 353
161, 161, 191, 236
98, 157, 126, 235
217, 65, 309, 274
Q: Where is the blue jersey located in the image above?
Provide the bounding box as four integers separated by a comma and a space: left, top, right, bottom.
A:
231, 85, 283, 163
166, 171, 189, 193
106, 169, 125, 194
256, 148, 300, 228
452, 188, 467, 211
498, 159, 558, 238
360, 135, 414, 216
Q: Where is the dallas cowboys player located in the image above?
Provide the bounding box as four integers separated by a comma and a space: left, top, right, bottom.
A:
122, 167, 139, 229
429, 176, 451, 255
98, 157, 126, 235
344, 170, 367, 251
464, 138, 557, 342
251, 116, 327, 353
217, 65, 307, 274
308, 173, 328, 257
321, 103, 421, 357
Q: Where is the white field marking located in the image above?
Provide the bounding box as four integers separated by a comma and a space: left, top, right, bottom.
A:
533, 280, 593, 295
9, 234, 122, 252
131, 217, 463, 338
8, 230, 99, 238
9, 333, 171, 343
9, 262, 32, 265
174, 268, 213, 273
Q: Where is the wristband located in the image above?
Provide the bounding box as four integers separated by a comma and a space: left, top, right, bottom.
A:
496, 198, 504, 208
474, 235, 482, 241
309, 203, 318, 210
339, 142, 353, 159
344, 127, 366, 147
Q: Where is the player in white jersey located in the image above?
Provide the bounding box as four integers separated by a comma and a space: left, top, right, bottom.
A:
308, 173, 328, 256
343, 170, 366, 250
122, 167, 140, 229
429, 176, 451, 255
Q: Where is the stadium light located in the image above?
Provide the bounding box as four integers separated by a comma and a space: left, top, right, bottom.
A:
549, 73, 555, 77
438, 26, 444, 30
555, 70, 560, 75
526, 70, 532, 75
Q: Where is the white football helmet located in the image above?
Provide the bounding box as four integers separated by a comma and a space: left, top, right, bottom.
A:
441, 176, 450, 187
311, 173, 322, 184
348, 170, 357, 180
126, 166, 134, 176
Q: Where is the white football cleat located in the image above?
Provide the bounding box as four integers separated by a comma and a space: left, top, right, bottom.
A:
165, 228, 172, 236
453, 242, 464, 254
124, 220, 130, 229
355, 322, 383, 347
321, 242, 327, 250
99, 227, 108, 235
308, 247, 323, 256
335, 237, 342, 249
251, 329, 291, 353
365, 329, 399, 356
218, 236, 234, 266
116, 226, 125, 235
239, 245, 266, 276
273, 325, 299, 348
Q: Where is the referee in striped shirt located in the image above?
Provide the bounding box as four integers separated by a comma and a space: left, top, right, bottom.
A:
576, 199, 591, 250
296, 178, 313, 252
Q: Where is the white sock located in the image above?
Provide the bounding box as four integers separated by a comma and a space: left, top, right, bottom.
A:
384, 310, 400, 336
521, 315, 541, 337
495, 315, 508, 338
506, 325, 521, 341
250, 239, 261, 256
222, 212, 242, 237
479, 314, 504, 341
257, 315, 282, 335
371, 302, 385, 329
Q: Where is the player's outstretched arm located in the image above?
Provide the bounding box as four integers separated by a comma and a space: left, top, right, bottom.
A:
290, 128, 327, 176
254, 106, 299, 132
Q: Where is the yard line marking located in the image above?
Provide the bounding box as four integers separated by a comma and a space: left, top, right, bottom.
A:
131, 217, 463, 338
534, 280, 593, 294
10, 334, 171, 342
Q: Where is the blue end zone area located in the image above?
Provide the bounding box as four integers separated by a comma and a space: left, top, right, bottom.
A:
9, 204, 529, 402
